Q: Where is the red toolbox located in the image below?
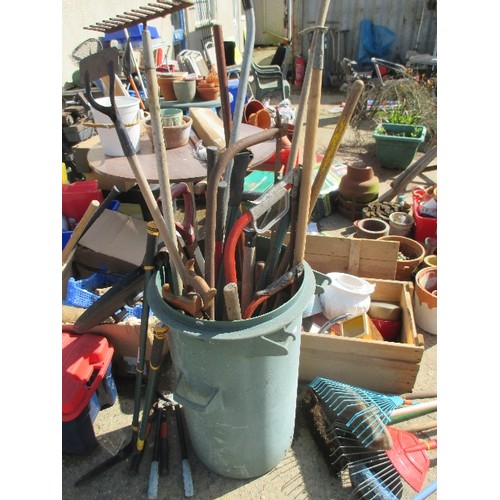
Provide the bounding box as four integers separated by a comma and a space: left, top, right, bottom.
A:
62, 331, 116, 455
62, 179, 104, 230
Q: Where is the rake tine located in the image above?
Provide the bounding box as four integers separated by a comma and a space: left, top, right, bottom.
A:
348, 458, 403, 500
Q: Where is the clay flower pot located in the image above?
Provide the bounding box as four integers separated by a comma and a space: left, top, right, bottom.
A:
173, 79, 197, 103
244, 99, 265, 123
378, 235, 426, 281
143, 115, 193, 150
157, 72, 188, 100
197, 85, 220, 101
354, 218, 390, 239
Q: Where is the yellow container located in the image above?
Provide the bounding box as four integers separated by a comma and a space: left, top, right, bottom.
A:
62, 163, 68, 184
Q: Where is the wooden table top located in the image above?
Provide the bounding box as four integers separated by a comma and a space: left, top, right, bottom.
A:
88, 123, 277, 184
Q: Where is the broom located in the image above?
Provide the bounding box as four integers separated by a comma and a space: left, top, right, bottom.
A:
309, 377, 437, 449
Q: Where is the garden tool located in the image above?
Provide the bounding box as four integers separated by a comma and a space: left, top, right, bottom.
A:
309, 377, 437, 449
344, 425, 437, 497
157, 392, 194, 498
62, 200, 100, 268
309, 79, 365, 214
123, 37, 145, 110
80, 48, 215, 309
129, 323, 170, 475
147, 406, 162, 500
293, 0, 331, 267
223, 167, 296, 316
204, 125, 287, 317
219, 0, 257, 232
73, 222, 159, 487
243, 263, 304, 319
174, 403, 194, 497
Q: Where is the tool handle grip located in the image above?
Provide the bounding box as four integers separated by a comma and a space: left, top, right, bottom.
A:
182, 459, 194, 497
405, 438, 437, 453
147, 461, 159, 499
159, 409, 169, 476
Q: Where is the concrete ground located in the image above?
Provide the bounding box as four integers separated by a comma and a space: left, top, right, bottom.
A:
62, 47, 437, 499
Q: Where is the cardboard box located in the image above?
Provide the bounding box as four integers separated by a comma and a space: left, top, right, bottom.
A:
300, 278, 424, 393
288, 233, 400, 279
78, 209, 149, 268
188, 107, 226, 150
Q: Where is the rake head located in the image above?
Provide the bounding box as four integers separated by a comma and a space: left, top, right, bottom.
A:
309, 377, 403, 449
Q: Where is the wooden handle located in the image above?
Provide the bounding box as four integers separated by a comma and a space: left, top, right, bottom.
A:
62, 199, 100, 267
223, 282, 242, 320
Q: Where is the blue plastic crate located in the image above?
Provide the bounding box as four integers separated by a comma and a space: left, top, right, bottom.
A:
63, 272, 149, 320
103, 25, 159, 42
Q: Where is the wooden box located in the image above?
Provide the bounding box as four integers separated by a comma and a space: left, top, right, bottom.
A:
287, 233, 400, 279
300, 278, 424, 393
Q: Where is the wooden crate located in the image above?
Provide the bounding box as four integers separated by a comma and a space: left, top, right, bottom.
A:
300, 278, 424, 394
287, 234, 400, 279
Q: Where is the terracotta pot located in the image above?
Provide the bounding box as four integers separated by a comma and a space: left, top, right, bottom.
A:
157, 72, 187, 101
388, 211, 415, 237
354, 218, 390, 239
248, 108, 271, 129
143, 115, 193, 150
378, 235, 426, 281
244, 99, 265, 123
197, 86, 220, 101
413, 266, 437, 335
338, 163, 380, 213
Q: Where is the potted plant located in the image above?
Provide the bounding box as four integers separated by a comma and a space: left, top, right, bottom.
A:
372, 106, 427, 170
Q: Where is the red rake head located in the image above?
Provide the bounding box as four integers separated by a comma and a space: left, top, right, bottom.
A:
385, 426, 437, 492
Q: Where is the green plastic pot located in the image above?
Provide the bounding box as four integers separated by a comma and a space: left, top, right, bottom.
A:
373, 123, 427, 170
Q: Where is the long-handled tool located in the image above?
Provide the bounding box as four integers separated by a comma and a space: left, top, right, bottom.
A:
147, 401, 163, 500
173, 403, 194, 498
74, 222, 159, 487
129, 323, 170, 475
80, 48, 216, 309
62, 200, 100, 268
293, 0, 331, 267
204, 126, 287, 316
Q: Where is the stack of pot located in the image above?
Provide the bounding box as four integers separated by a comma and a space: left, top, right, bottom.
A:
337, 162, 380, 220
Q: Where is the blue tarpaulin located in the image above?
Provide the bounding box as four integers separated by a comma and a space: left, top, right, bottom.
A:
357, 19, 396, 65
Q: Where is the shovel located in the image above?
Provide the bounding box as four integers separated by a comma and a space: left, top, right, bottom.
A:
79, 47, 216, 310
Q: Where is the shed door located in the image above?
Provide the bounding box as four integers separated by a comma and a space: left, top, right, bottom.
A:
254, 0, 288, 46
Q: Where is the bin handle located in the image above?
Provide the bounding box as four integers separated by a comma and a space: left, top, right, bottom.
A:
252, 323, 299, 357
173, 371, 219, 413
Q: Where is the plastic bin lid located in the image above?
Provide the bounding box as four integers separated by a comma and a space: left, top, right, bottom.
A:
62, 332, 114, 422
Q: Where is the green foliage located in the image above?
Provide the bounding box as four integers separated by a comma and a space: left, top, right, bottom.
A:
376, 105, 421, 125
350, 75, 437, 146
374, 123, 425, 138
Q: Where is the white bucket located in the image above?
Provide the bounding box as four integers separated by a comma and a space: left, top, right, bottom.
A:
90, 96, 141, 157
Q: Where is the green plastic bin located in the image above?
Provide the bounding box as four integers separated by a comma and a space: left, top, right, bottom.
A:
373, 123, 427, 170
147, 258, 316, 479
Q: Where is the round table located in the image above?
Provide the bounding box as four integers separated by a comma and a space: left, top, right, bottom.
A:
88, 123, 277, 184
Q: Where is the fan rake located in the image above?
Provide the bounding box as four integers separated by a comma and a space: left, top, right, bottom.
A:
308, 377, 436, 449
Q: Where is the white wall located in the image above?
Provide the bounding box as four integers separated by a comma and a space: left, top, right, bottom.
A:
61, 0, 243, 89
62, 0, 178, 88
